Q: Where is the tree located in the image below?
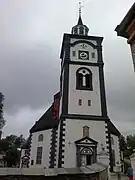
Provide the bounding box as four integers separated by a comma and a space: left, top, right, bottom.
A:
0, 134, 26, 167
119, 134, 135, 159
120, 135, 126, 151
3, 147, 20, 167
0, 93, 5, 130
126, 135, 135, 150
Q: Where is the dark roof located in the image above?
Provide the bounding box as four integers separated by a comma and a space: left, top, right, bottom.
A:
107, 120, 121, 137
30, 106, 59, 133
115, 3, 135, 38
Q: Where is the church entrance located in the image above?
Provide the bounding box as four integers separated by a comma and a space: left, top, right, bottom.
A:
80, 148, 93, 166
75, 136, 98, 167
87, 154, 91, 165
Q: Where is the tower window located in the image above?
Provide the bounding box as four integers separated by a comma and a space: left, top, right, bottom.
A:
83, 126, 89, 137
38, 134, 44, 142
79, 27, 84, 35
92, 52, 95, 58
78, 99, 82, 106
72, 51, 76, 57
36, 147, 43, 165
88, 100, 91, 106
76, 67, 93, 90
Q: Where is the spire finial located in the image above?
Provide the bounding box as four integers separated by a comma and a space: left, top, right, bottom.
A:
79, 1, 83, 17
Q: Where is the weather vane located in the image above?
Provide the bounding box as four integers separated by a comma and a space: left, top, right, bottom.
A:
79, 1, 83, 17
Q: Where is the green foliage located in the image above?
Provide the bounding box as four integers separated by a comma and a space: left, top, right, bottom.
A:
120, 134, 135, 159
0, 93, 5, 130
127, 135, 135, 150
120, 135, 126, 151
0, 134, 26, 167
3, 147, 20, 167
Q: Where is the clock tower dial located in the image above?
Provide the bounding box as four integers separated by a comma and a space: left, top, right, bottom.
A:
79, 50, 89, 60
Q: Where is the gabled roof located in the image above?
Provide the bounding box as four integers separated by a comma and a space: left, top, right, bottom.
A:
115, 3, 135, 38
75, 136, 98, 145
107, 120, 121, 137
30, 106, 59, 133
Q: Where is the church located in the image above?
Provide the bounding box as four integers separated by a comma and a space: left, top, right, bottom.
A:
20, 12, 121, 173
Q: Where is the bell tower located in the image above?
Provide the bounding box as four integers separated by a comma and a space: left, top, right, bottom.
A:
59, 9, 107, 119
57, 5, 109, 168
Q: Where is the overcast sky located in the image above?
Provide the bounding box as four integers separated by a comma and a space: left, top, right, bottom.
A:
0, 0, 135, 137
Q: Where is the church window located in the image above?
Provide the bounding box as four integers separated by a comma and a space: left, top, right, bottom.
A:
112, 149, 115, 166
76, 68, 93, 90
92, 52, 95, 58
36, 147, 43, 165
83, 126, 89, 137
72, 51, 76, 57
88, 100, 91, 106
38, 134, 44, 142
78, 99, 82, 106
111, 137, 114, 145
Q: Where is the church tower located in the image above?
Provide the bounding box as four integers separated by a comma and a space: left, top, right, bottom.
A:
52, 6, 120, 172
56, 10, 112, 167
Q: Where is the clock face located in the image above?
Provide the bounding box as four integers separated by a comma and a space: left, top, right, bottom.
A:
79, 50, 89, 60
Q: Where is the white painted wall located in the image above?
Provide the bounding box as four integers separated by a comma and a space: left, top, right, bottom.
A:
68, 64, 101, 116
70, 38, 97, 45
70, 39, 98, 63
111, 134, 120, 170
63, 119, 108, 168
30, 129, 52, 168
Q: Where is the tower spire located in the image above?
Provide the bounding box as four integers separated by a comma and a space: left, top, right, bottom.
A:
78, 1, 83, 25
79, 1, 82, 17
71, 1, 89, 36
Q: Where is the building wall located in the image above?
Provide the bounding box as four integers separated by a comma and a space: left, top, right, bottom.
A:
68, 64, 101, 116
111, 134, 120, 170
62, 119, 108, 168
67, 38, 102, 116
70, 39, 97, 63
29, 129, 52, 168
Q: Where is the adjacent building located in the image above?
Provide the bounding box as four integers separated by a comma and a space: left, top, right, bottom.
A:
21, 14, 121, 172
115, 3, 135, 70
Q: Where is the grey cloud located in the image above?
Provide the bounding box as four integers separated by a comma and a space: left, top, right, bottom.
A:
0, 43, 60, 114
0, 0, 135, 135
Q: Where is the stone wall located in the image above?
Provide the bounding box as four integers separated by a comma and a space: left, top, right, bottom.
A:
0, 174, 103, 180
0, 166, 108, 180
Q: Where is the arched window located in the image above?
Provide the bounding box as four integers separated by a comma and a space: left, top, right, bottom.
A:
38, 134, 44, 142
76, 68, 93, 90
83, 126, 89, 137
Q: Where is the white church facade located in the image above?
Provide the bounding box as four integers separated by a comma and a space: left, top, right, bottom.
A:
21, 14, 121, 173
